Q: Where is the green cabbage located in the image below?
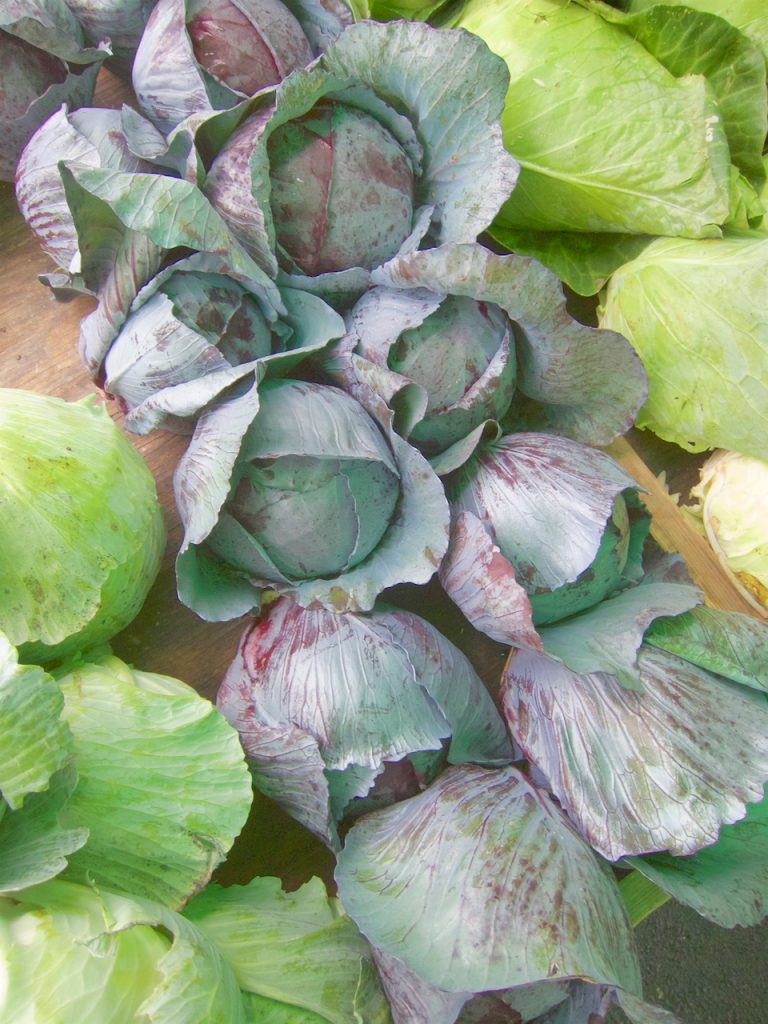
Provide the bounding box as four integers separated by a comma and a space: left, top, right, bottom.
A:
624, 0, 768, 65
598, 234, 768, 458
685, 450, 768, 614
0, 644, 253, 905
0, 880, 243, 1022
453, 0, 732, 237
0, 390, 166, 664
0, 874, 392, 1023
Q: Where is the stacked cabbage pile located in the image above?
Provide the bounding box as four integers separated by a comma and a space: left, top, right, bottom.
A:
7, 1, 768, 1022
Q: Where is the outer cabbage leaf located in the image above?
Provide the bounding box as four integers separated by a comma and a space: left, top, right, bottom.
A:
625, 785, 768, 928
486, 227, 654, 298
371, 243, 647, 446
624, 0, 768, 65
0, 879, 246, 1022
173, 376, 263, 565
453, 0, 731, 237
335, 763, 641, 995
374, 606, 513, 764
0, 391, 165, 664
0, 633, 72, 807
447, 436, 635, 592
368, 0, 445, 19
456, 979, 683, 1023
232, 718, 341, 848
62, 0, 158, 60
438, 508, 542, 650
439, 436, 647, 647
646, 605, 768, 689
16, 106, 103, 270
217, 599, 451, 771
0, 0, 104, 63
184, 876, 391, 1023
502, 645, 768, 859
107, 333, 268, 436
59, 164, 165, 374
133, 0, 219, 134
56, 655, 252, 908
614, 991, 685, 1024
371, 947, 471, 1024
457, 982, 573, 1023
216, 598, 510, 845
283, 0, 358, 51
585, 0, 767, 187
242, 992, 326, 1023
16, 105, 153, 273
0, 766, 88, 893
598, 233, 768, 458
0, 638, 83, 888
537, 569, 702, 689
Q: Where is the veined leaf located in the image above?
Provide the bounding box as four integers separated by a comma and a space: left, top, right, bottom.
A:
184, 876, 391, 1023
336, 763, 641, 994
626, 785, 768, 928
503, 646, 768, 859
57, 655, 252, 908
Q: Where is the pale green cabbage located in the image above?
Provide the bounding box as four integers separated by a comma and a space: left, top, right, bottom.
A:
454, 0, 732, 237
598, 234, 768, 458
625, 0, 768, 64
0, 390, 166, 664
0, 644, 253, 905
686, 450, 768, 615
0, 880, 243, 1022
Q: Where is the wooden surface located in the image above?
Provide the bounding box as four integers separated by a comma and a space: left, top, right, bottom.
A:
0, 69, 758, 891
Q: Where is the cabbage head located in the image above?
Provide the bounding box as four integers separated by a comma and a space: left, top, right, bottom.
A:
686, 449, 768, 616
598, 234, 768, 459
0, 390, 166, 664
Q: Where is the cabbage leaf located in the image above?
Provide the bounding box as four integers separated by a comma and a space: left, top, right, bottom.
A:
598, 233, 768, 458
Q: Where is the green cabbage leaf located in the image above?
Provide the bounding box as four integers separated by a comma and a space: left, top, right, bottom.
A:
598, 233, 768, 457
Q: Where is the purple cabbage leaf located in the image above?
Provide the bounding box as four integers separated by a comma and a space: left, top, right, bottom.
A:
502, 610, 768, 859
335, 763, 642, 996
15, 104, 158, 278
0, 0, 109, 180
216, 595, 511, 847
624, 784, 768, 929
439, 434, 649, 647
